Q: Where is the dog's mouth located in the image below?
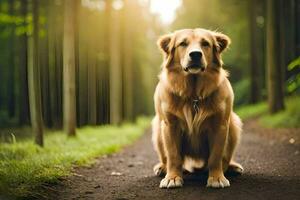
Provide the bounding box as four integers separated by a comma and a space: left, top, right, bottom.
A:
184, 62, 205, 73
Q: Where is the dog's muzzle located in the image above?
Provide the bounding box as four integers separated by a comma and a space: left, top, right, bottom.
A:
184, 50, 205, 72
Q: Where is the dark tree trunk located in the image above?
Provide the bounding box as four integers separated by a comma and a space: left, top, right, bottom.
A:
54, 2, 64, 128
266, 0, 285, 113
40, 2, 51, 127
249, 0, 262, 103
18, 0, 30, 125
8, 0, 16, 119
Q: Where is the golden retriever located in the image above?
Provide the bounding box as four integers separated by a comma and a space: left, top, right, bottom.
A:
152, 28, 243, 189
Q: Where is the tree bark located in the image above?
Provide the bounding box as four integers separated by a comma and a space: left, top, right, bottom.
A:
266, 0, 285, 113
28, 0, 44, 146
63, 0, 77, 136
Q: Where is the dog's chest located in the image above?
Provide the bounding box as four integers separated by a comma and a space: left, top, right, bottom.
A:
180, 121, 209, 157
179, 100, 212, 135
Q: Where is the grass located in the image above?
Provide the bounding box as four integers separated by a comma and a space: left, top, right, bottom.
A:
235, 102, 268, 120
236, 95, 300, 128
0, 117, 150, 198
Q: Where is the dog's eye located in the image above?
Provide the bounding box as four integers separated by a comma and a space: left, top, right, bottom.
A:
179, 41, 188, 47
201, 41, 210, 47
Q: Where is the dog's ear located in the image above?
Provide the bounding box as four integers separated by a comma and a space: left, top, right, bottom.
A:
157, 33, 176, 68
213, 32, 231, 53
212, 32, 231, 67
157, 33, 173, 54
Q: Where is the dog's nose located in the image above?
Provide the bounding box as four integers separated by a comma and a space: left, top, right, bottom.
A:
189, 51, 202, 60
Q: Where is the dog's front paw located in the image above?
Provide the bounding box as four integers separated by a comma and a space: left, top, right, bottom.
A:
206, 175, 230, 188
159, 175, 183, 189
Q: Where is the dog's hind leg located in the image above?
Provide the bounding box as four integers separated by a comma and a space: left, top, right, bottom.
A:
152, 115, 167, 177
224, 112, 243, 174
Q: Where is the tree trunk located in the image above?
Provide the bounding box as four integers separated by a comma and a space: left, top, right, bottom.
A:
47, 0, 56, 128
40, 5, 51, 127
28, 0, 44, 146
266, 0, 285, 113
87, 12, 97, 125
109, 4, 122, 125
123, 0, 134, 121
249, 0, 261, 103
103, 0, 112, 124
8, 0, 16, 119
63, 0, 77, 136
77, 6, 88, 126
18, 0, 30, 125
54, 1, 64, 128
74, 0, 81, 126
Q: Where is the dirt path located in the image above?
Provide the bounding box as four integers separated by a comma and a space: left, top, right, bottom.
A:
47, 120, 300, 200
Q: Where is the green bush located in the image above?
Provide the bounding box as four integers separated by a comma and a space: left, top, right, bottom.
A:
233, 78, 250, 106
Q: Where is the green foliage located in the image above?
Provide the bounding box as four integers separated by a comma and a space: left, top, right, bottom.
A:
286, 56, 300, 94
0, 13, 25, 25
0, 117, 150, 198
287, 56, 300, 70
236, 96, 300, 128
233, 79, 250, 106
0, 8, 47, 37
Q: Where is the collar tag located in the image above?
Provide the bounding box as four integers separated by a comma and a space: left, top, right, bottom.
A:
193, 99, 200, 113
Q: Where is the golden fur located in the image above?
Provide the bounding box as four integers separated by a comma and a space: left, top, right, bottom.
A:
152, 28, 243, 189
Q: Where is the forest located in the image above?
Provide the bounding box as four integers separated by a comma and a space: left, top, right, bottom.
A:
0, 0, 299, 198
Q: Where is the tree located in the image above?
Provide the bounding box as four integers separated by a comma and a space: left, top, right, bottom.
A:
18, 0, 30, 125
63, 0, 77, 136
27, 0, 44, 146
249, 0, 262, 103
87, 11, 97, 125
40, 1, 51, 127
8, 0, 16, 119
122, 0, 134, 121
109, 1, 122, 125
266, 0, 284, 113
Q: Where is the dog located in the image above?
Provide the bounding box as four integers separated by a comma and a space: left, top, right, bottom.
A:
152, 28, 243, 189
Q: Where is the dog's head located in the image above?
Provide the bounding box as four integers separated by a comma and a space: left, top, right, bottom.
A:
157, 28, 230, 74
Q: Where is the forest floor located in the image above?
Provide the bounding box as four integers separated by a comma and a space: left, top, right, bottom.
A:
40, 118, 300, 200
